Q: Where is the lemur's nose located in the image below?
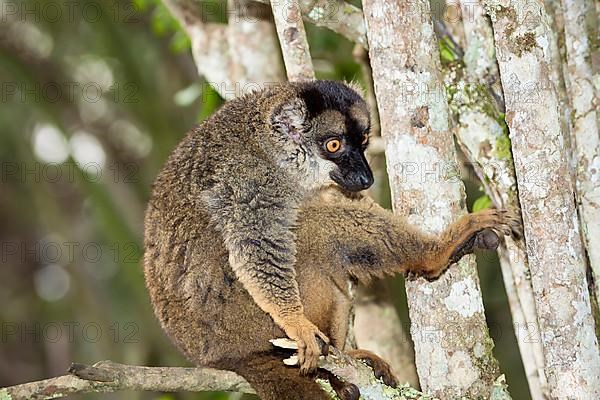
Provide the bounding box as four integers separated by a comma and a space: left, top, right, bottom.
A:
359, 174, 374, 189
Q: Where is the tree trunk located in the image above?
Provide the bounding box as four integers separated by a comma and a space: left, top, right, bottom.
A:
362, 0, 505, 397
561, 0, 600, 312
483, 0, 600, 397
452, 2, 548, 398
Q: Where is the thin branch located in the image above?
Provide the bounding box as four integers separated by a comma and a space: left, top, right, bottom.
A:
0, 361, 254, 400
543, 0, 574, 158
164, 0, 366, 95
352, 45, 380, 135
560, 0, 600, 313
270, 0, 315, 81
449, 2, 548, 398
445, 60, 548, 399
162, 0, 234, 97
254, 0, 367, 48
226, 0, 285, 93
163, 0, 284, 99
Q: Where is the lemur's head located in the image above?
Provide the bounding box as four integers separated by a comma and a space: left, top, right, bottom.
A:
269, 80, 374, 192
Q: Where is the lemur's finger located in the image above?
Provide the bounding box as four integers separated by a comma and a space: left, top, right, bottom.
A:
315, 331, 330, 355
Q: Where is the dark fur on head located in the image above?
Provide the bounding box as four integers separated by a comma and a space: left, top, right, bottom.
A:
286, 81, 374, 192
298, 80, 366, 118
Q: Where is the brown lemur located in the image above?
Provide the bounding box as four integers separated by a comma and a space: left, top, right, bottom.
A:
144, 80, 521, 400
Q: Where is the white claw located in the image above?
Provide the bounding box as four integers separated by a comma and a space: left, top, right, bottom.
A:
283, 355, 299, 366
270, 338, 299, 350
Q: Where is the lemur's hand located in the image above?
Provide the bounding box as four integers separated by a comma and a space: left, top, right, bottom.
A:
470, 209, 523, 252
448, 209, 523, 267
281, 314, 329, 374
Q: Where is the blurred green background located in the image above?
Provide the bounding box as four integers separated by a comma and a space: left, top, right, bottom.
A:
0, 0, 529, 399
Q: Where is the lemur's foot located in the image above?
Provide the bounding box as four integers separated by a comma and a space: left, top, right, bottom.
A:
347, 349, 398, 388
281, 315, 329, 374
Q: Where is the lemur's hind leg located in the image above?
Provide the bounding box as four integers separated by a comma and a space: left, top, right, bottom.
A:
411, 209, 522, 280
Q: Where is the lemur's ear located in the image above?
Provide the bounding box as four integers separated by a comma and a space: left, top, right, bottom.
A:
270, 98, 308, 144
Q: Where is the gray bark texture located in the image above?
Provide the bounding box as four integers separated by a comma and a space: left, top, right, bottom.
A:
0, 361, 255, 400
256, 0, 367, 47
452, 2, 548, 398
483, 0, 600, 397
362, 0, 505, 398
163, 0, 284, 100
560, 0, 600, 308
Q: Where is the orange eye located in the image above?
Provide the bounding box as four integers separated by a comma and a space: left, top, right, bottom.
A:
325, 139, 342, 153
361, 134, 369, 145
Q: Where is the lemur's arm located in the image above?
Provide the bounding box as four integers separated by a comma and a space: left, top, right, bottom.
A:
297, 193, 521, 282
205, 162, 328, 374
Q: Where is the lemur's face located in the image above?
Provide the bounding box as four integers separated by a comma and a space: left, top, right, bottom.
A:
310, 106, 373, 192
301, 82, 374, 192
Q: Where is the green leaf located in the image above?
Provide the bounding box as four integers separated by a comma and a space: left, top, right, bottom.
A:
439, 36, 458, 64
473, 195, 493, 212
199, 84, 224, 121
170, 30, 191, 53
155, 395, 175, 400
494, 133, 512, 160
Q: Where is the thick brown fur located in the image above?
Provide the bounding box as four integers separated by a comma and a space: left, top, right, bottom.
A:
144, 181, 520, 399
145, 81, 375, 375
